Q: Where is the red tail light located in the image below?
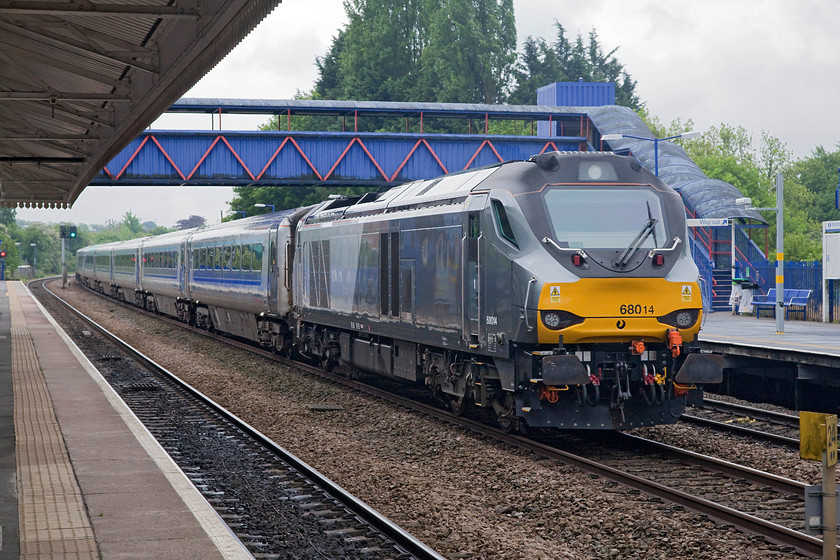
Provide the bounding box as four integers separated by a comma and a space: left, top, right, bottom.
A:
653, 254, 665, 266
572, 254, 583, 267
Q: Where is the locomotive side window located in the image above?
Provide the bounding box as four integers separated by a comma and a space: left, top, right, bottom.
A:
491, 199, 518, 248
543, 187, 667, 250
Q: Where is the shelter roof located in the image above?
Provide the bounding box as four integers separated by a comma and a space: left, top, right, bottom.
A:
0, 0, 280, 208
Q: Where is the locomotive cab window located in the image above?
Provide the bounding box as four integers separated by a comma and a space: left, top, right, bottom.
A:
491, 199, 518, 249
543, 187, 668, 250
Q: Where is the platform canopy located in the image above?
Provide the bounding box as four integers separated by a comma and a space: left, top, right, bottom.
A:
0, 0, 281, 208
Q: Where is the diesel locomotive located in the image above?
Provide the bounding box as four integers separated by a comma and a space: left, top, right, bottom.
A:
77, 151, 722, 430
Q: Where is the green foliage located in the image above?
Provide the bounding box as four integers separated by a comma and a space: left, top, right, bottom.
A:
315, 0, 517, 105
415, 0, 516, 103
0, 208, 17, 227
228, 185, 381, 216
509, 22, 640, 109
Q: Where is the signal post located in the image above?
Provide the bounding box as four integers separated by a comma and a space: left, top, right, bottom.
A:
59, 224, 76, 288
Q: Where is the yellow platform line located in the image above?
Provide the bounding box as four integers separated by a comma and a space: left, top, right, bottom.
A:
10, 283, 99, 560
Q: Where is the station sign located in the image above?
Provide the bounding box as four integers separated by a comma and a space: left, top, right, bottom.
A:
824, 220, 840, 233
686, 218, 729, 227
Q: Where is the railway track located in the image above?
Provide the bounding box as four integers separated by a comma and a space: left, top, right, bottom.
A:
34, 280, 446, 560
682, 398, 801, 449
45, 279, 829, 558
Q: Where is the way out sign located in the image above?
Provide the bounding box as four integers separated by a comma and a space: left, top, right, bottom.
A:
801, 411, 838, 466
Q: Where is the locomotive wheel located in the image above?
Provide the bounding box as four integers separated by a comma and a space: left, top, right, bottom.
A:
494, 392, 518, 433
446, 394, 468, 416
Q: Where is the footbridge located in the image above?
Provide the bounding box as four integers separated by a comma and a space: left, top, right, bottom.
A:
92, 99, 596, 187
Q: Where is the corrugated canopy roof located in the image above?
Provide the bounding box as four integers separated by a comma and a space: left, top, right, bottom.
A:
0, 0, 281, 208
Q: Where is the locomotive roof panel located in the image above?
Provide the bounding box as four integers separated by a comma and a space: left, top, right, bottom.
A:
310, 152, 666, 224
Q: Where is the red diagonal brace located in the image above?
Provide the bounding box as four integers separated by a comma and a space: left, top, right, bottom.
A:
464, 140, 503, 169
390, 139, 447, 181
324, 137, 388, 181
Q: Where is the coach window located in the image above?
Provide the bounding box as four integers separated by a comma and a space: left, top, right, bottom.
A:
252, 243, 263, 271
231, 245, 241, 271
222, 246, 231, 270
491, 199, 518, 249
242, 244, 252, 271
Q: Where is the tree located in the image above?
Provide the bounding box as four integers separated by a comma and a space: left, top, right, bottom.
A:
414, 0, 516, 104
322, 0, 426, 101
509, 22, 641, 109
0, 208, 16, 227
175, 215, 207, 230
508, 36, 563, 105
314, 0, 517, 105
228, 184, 380, 216
121, 211, 143, 235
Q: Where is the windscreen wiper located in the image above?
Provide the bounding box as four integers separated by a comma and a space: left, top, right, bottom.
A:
614, 217, 658, 268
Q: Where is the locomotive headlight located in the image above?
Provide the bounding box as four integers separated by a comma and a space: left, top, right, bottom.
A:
658, 309, 699, 329
543, 312, 562, 328
541, 310, 584, 330
675, 311, 694, 327
578, 161, 618, 181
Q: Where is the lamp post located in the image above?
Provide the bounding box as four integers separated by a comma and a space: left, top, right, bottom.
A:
254, 203, 275, 213
601, 131, 701, 176
30, 243, 36, 274
737, 172, 785, 333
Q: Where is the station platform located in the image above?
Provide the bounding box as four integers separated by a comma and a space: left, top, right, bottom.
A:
700, 312, 840, 359
0, 281, 253, 560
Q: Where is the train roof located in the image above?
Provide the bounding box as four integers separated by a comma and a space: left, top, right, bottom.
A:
309, 152, 659, 223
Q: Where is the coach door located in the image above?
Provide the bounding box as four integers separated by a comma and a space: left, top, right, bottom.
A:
463, 196, 486, 348
180, 239, 191, 299
267, 225, 280, 314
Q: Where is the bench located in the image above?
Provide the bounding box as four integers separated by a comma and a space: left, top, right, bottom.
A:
752, 288, 812, 319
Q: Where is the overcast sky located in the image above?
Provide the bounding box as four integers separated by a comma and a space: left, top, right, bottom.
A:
18, 0, 839, 228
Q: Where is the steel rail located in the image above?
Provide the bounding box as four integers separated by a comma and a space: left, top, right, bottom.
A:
703, 398, 800, 427
39, 279, 447, 560
62, 278, 829, 557
681, 413, 800, 449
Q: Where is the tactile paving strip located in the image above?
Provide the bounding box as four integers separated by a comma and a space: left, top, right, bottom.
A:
9, 284, 98, 560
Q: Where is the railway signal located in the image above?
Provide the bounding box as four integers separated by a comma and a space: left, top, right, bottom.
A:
59, 224, 76, 288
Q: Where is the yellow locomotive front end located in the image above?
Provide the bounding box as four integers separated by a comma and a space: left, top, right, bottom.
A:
493, 152, 722, 429
536, 277, 702, 345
